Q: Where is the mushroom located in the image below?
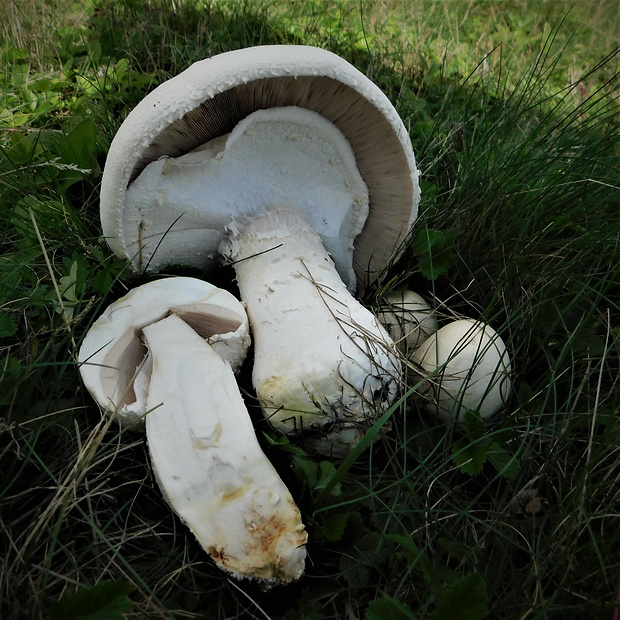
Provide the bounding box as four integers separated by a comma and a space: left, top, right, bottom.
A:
99, 45, 421, 457
378, 289, 437, 351
411, 318, 512, 423
78, 278, 307, 585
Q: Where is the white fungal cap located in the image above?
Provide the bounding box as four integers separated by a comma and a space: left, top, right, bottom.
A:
411, 318, 512, 423
100, 45, 420, 291
77, 277, 250, 427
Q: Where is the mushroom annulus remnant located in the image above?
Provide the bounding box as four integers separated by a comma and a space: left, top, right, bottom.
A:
99, 45, 421, 457
411, 318, 512, 424
78, 278, 307, 585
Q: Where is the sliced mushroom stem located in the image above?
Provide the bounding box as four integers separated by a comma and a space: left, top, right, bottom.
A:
220, 208, 401, 458
143, 313, 307, 585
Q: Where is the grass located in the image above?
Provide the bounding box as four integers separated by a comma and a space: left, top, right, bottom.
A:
1, 0, 619, 618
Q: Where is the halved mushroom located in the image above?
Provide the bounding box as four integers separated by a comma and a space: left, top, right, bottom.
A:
99, 45, 421, 456
143, 314, 307, 585
78, 277, 250, 427
78, 278, 307, 584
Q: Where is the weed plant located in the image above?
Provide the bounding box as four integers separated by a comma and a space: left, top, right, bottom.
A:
1, 1, 619, 619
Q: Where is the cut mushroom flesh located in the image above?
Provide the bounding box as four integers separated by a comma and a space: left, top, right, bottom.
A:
144, 314, 307, 584
78, 277, 307, 584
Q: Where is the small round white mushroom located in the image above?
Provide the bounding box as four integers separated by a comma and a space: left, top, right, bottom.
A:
78, 278, 307, 584
411, 318, 512, 423
99, 46, 421, 456
378, 290, 437, 351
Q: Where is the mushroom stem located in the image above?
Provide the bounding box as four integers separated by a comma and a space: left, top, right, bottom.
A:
143, 313, 307, 585
220, 208, 401, 457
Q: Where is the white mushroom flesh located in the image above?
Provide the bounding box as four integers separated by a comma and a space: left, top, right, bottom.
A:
411, 318, 512, 423
221, 208, 401, 458
143, 314, 307, 585
78, 277, 250, 427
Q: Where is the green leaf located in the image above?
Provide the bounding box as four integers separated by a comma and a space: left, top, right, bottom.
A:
293, 456, 319, 489
261, 431, 308, 458
339, 520, 386, 586
387, 534, 458, 594
452, 438, 488, 476
291, 455, 343, 497
486, 441, 520, 480
91, 260, 127, 296
431, 571, 488, 620
317, 511, 348, 541
6, 131, 43, 165
315, 460, 342, 496
366, 595, 418, 620
355, 531, 391, 565
461, 409, 485, 440
53, 117, 98, 188
340, 554, 371, 588
11, 62, 30, 88
387, 534, 432, 572
59, 260, 79, 303
49, 580, 133, 620
0, 312, 18, 338
411, 228, 460, 281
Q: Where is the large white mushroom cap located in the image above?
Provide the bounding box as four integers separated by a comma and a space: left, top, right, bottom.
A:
100, 45, 420, 291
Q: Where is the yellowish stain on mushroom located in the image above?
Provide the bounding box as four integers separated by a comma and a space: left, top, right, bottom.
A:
189, 422, 222, 450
